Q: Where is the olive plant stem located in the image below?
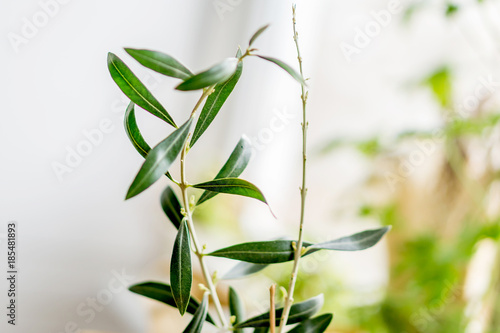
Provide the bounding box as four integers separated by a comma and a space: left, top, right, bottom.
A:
270, 284, 277, 333
278, 5, 308, 332
178, 86, 229, 328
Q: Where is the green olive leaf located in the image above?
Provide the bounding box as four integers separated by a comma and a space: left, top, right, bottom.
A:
229, 287, 245, 332
183, 293, 209, 333
256, 55, 306, 86
208, 240, 313, 264
193, 177, 267, 204
124, 103, 176, 187
190, 48, 243, 147
126, 118, 193, 199
234, 295, 324, 328
129, 282, 215, 325
176, 58, 239, 91
253, 329, 269, 333
107, 52, 176, 127
171, 220, 192, 315
286, 313, 333, 333
249, 24, 270, 47
160, 186, 183, 229
124, 102, 151, 158
306, 226, 390, 252
125, 48, 193, 80
223, 262, 269, 280
197, 136, 252, 205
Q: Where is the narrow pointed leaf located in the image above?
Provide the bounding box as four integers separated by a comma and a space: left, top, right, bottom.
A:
197, 136, 252, 205
249, 24, 270, 47
190, 49, 243, 147
124, 102, 151, 158
107, 52, 176, 127
209, 228, 389, 265
171, 220, 192, 315
125, 48, 193, 80
235, 295, 324, 328
256, 55, 306, 86
128, 282, 215, 324
229, 287, 245, 332
208, 240, 312, 264
307, 226, 390, 252
124, 102, 175, 184
160, 186, 183, 229
193, 177, 268, 205
126, 118, 193, 199
223, 262, 269, 280
183, 293, 209, 333
287, 314, 333, 333
176, 58, 239, 91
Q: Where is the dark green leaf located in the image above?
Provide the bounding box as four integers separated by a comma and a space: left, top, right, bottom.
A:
126, 118, 193, 199
197, 137, 252, 205
107, 52, 176, 127
253, 329, 269, 333
249, 24, 270, 47
176, 58, 239, 91
210, 228, 389, 265
190, 49, 243, 147
128, 282, 215, 324
124, 102, 176, 184
160, 186, 183, 229
183, 293, 209, 333
193, 177, 269, 206
307, 226, 390, 252
223, 262, 269, 280
287, 314, 333, 333
256, 55, 305, 86
125, 48, 193, 80
208, 240, 312, 264
124, 102, 151, 158
235, 295, 324, 328
229, 287, 245, 332
171, 220, 192, 315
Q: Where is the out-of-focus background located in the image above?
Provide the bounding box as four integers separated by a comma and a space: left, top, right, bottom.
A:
3, 0, 500, 332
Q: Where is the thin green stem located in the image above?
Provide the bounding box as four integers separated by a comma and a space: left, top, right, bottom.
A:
278, 5, 308, 332
178, 85, 229, 328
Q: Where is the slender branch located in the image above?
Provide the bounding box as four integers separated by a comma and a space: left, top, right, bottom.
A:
278, 5, 308, 332
178, 86, 229, 328
270, 284, 276, 333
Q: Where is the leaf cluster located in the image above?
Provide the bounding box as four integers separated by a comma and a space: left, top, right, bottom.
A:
108, 24, 389, 333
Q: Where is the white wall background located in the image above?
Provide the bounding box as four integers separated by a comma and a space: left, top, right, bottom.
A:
2, 0, 500, 332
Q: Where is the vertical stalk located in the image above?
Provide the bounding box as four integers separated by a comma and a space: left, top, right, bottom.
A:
278, 5, 309, 332
270, 284, 277, 333
178, 86, 229, 328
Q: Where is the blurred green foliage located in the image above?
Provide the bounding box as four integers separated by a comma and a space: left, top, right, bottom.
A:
312, 52, 500, 331
423, 67, 452, 109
